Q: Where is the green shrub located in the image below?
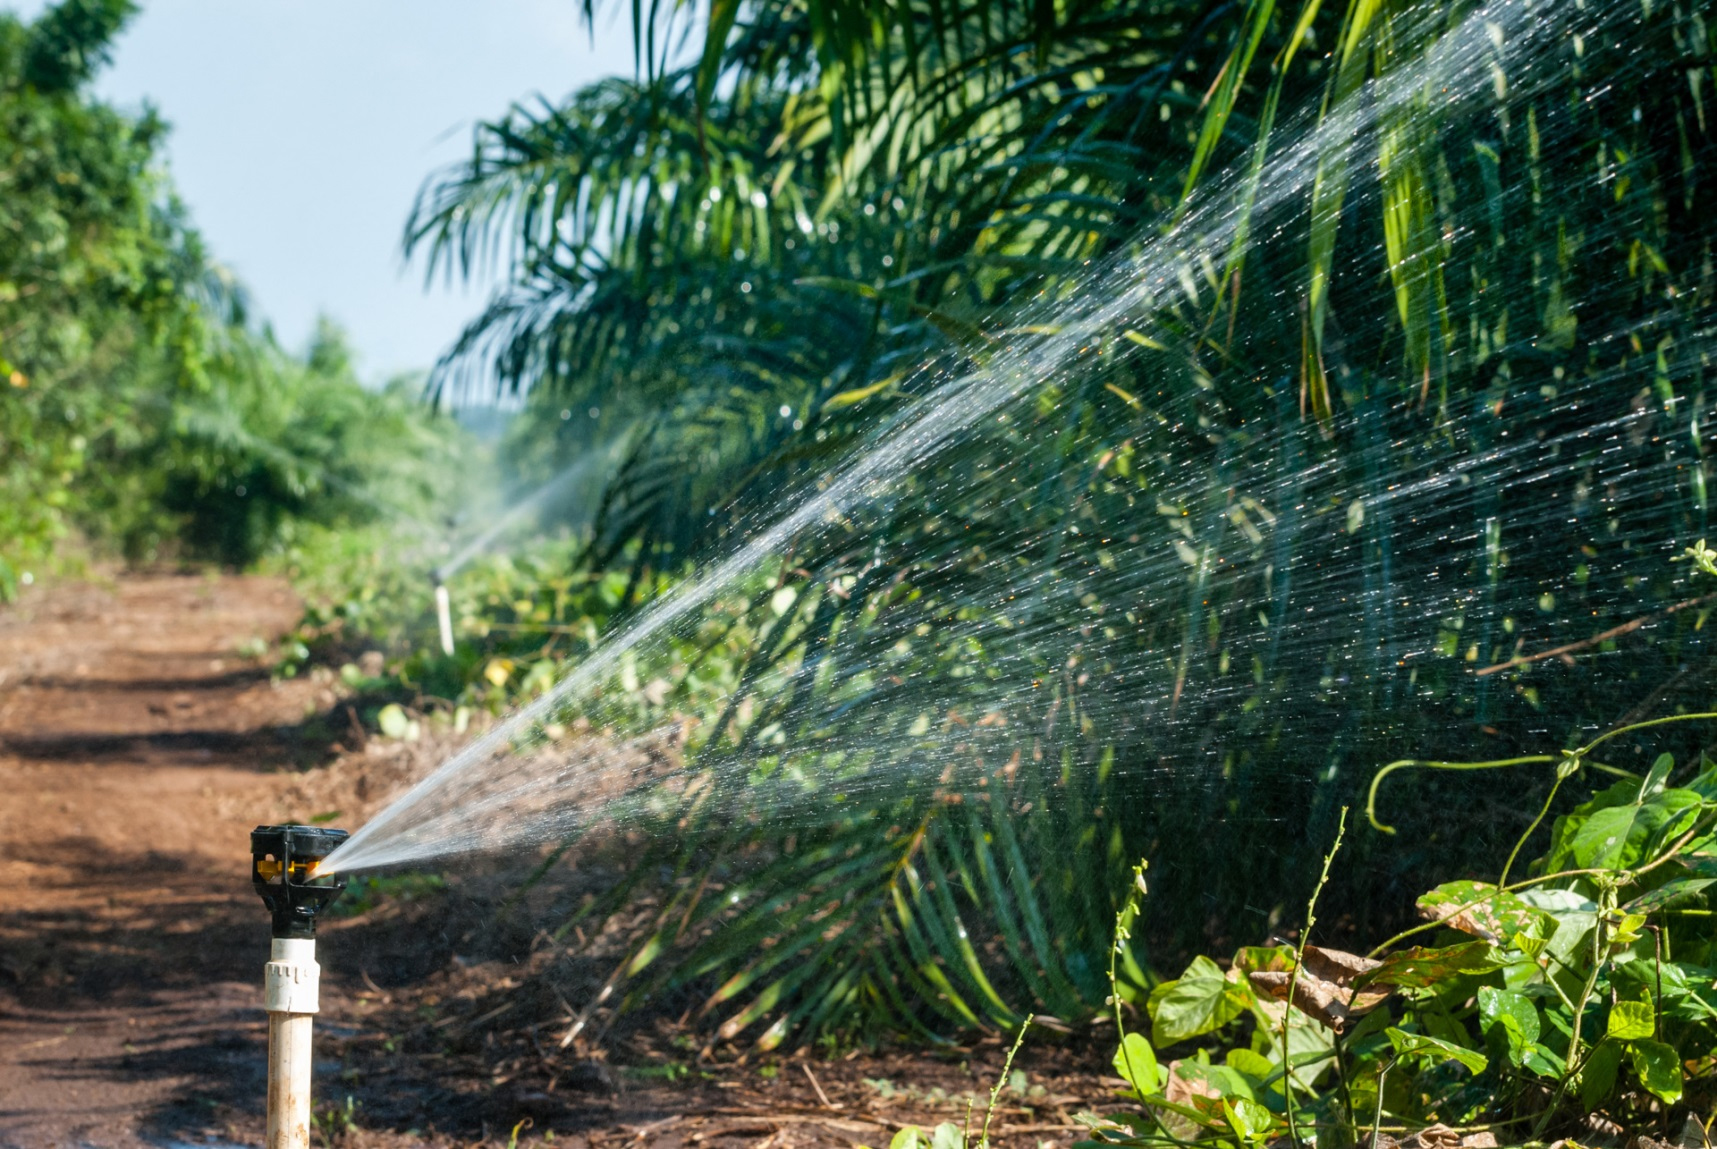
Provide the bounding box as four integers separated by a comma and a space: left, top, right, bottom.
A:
1093, 718, 1717, 1146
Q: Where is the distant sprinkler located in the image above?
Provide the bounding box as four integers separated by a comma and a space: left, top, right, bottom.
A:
433, 578, 455, 657
251, 824, 349, 1149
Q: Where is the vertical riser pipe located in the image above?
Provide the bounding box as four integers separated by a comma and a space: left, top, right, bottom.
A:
267, 1013, 313, 1149
435, 582, 455, 656
264, 929, 320, 1149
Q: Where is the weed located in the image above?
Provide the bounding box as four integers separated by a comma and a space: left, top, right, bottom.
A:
313, 1094, 360, 1146
1084, 717, 1717, 1146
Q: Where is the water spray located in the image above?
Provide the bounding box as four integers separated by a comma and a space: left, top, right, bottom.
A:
426, 449, 616, 660
318, 0, 1571, 878
252, 824, 348, 1149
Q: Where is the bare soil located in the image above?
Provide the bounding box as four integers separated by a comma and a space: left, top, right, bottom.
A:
0, 574, 1117, 1149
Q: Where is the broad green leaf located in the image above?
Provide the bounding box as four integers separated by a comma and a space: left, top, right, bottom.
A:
1686, 757, 1717, 800
1613, 958, 1717, 1024
1545, 776, 1644, 871
1221, 1097, 1275, 1144
1385, 1028, 1487, 1074
1225, 1047, 1277, 1082
1415, 881, 1547, 941
1606, 999, 1655, 1041
1368, 940, 1505, 988
1477, 987, 1539, 1066
1112, 1033, 1162, 1098
1150, 956, 1250, 1046
1523, 1044, 1566, 1080
1510, 918, 1550, 959
1344, 1004, 1395, 1046
929, 1123, 964, 1149
1173, 1059, 1257, 1102
1518, 888, 1599, 965
1572, 805, 1646, 869
1517, 888, 1598, 915
1569, 790, 1702, 870
1477, 986, 1539, 1039
890, 1128, 928, 1149
1643, 798, 1708, 861
1578, 1040, 1623, 1109
1628, 1039, 1684, 1105
1422, 1008, 1475, 1050
1271, 1004, 1337, 1091
1642, 753, 1675, 797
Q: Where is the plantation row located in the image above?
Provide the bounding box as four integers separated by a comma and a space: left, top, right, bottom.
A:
277, 0, 1717, 1053
8, 0, 1717, 1138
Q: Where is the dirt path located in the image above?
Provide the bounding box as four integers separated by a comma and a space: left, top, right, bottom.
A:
0, 573, 329, 1148
0, 575, 1114, 1149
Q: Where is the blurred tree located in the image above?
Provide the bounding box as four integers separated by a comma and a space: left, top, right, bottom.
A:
0, 1, 464, 585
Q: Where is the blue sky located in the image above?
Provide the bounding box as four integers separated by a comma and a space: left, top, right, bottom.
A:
10, 0, 634, 384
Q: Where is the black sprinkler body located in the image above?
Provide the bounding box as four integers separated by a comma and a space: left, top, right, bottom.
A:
252, 824, 349, 939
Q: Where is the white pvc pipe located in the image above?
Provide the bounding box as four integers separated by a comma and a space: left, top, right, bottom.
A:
265, 937, 319, 1149
435, 582, 455, 657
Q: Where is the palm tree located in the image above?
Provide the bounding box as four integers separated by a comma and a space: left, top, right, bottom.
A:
412, 0, 1717, 1043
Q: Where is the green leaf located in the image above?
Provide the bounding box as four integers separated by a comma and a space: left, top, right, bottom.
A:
1368, 940, 1505, 988
1477, 987, 1539, 1042
824, 376, 895, 410
695, 0, 741, 113
1613, 958, 1715, 1024
929, 1123, 964, 1149
1642, 792, 1707, 860
1628, 1039, 1683, 1105
1476, 986, 1539, 1066
1623, 877, 1714, 914
1225, 1047, 1277, 1082
1112, 1032, 1162, 1098
1578, 1040, 1623, 1109
627, 932, 665, 976
1686, 757, 1717, 800
1642, 753, 1675, 797
1385, 1027, 1487, 1074
1414, 881, 1547, 941
1522, 1044, 1566, 1080
1573, 805, 1646, 869
1221, 1097, 1275, 1145
376, 703, 410, 739
1172, 1059, 1257, 1102
1606, 999, 1655, 1041
1149, 956, 1250, 1046
1545, 776, 1644, 871
890, 1128, 928, 1149
1568, 790, 1702, 870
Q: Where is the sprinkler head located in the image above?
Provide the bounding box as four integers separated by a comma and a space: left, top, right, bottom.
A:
251, 824, 349, 939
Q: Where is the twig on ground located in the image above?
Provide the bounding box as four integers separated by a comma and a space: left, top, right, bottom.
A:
802, 1062, 839, 1109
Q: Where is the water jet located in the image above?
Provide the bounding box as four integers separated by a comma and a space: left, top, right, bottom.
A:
251, 824, 348, 1149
